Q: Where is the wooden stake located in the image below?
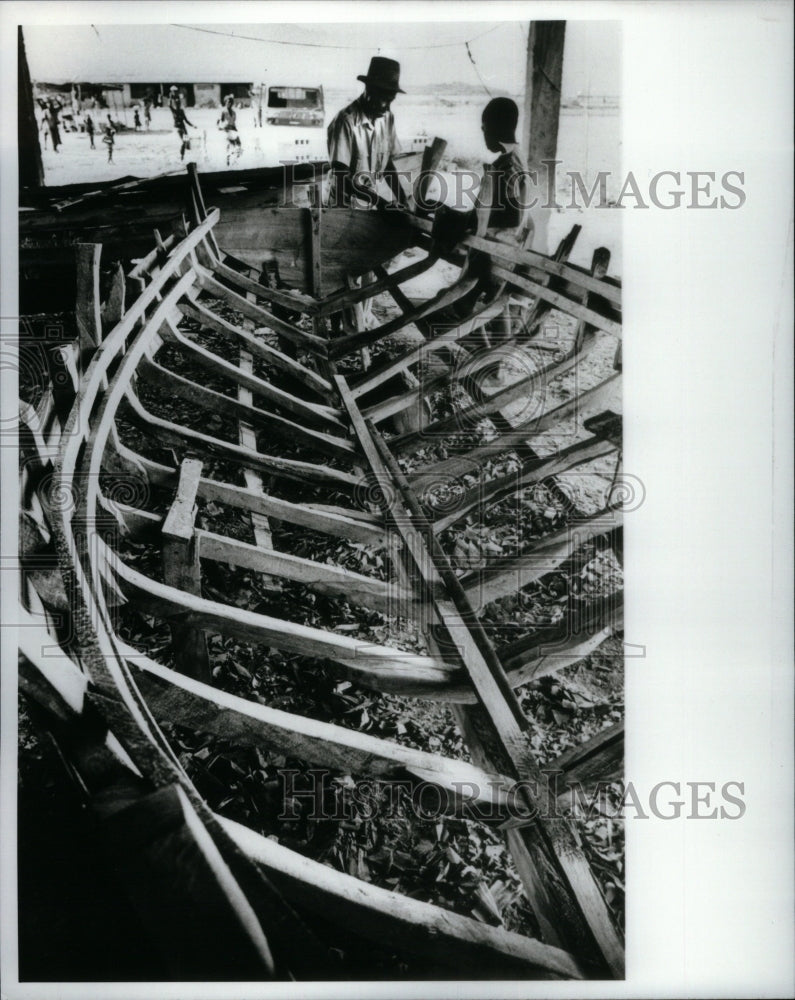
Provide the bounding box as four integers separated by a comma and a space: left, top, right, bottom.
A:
162, 457, 211, 684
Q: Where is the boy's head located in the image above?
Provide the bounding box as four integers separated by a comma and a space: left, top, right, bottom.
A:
481, 97, 519, 153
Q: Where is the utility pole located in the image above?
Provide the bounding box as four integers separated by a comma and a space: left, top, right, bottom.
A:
522, 21, 566, 253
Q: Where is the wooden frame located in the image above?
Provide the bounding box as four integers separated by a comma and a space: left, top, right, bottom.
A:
18, 174, 624, 981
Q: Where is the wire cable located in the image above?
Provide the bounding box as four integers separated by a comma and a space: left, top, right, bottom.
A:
170, 22, 504, 51
465, 40, 493, 97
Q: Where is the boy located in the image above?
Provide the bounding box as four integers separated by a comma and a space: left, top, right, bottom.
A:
102, 115, 116, 163
217, 94, 242, 165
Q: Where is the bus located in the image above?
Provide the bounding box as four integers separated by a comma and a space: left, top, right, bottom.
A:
265, 86, 324, 128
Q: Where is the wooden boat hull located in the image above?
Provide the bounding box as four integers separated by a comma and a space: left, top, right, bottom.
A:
19, 153, 424, 309
17, 183, 624, 980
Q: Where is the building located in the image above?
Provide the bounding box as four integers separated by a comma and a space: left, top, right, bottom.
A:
33, 79, 254, 111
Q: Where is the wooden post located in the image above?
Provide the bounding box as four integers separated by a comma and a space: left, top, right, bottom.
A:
75, 243, 103, 360
101, 262, 126, 334
18, 27, 44, 193
522, 21, 566, 253
162, 457, 212, 683
237, 343, 281, 592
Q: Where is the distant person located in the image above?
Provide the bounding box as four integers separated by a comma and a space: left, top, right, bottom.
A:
102, 114, 116, 163
143, 98, 152, 130
217, 94, 242, 166
85, 113, 95, 149
171, 103, 196, 161
46, 99, 63, 153
133, 107, 141, 131
326, 56, 407, 208
39, 113, 50, 150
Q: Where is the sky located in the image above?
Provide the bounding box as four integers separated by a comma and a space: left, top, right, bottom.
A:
23, 20, 620, 98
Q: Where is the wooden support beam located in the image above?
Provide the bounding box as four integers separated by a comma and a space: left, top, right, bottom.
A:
338, 394, 623, 975
120, 390, 362, 493
416, 372, 621, 482
101, 262, 126, 334
315, 252, 440, 318
336, 375, 622, 971
327, 276, 480, 360
194, 267, 327, 355
114, 560, 457, 696
162, 458, 211, 684
160, 317, 345, 430
196, 530, 414, 614
429, 435, 618, 534
138, 353, 354, 460
17, 27, 44, 191
492, 265, 622, 339
179, 298, 331, 397
351, 300, 502, 403
197, 478, 386, 547
220, 816, 584, 979
211, 254, 320, 316
237, 336, 279, 584
75, 243, 103, 358
389, 333, 598, 454
522, 21, 566, 254
462, 510, 622, 609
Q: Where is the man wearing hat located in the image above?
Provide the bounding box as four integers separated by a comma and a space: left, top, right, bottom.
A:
327, 56, 408, 208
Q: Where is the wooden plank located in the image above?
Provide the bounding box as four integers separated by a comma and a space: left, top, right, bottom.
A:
162, 458, 211, 684
430, 436, 618, 534
101, 262, 126, 333
211, 254, 320, 316
315, 252, 440, 318
327, 276, 480, 360
128, 232, 177, 282
404, 213, 621, 308
389, 334, 599, 454
237, 343, 277, 577
194, 267, 328, 354
491, 265, 622, 339
129, 650, 512, 816
138, 352, 355, 460
196, 529, 414, 614
197, 478, 386, 547
160, 317, 344, 430
186, 162, 222, 259
119, 390, 362, 492
113, 559, 457, 696
524, 21, 566, 170
220, 815, 585, 979
351, 300, 502, 402
179, 298, 331, 397
462, 510, 622, 608
75, 242, 102, 357
418, 372, 621, 481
